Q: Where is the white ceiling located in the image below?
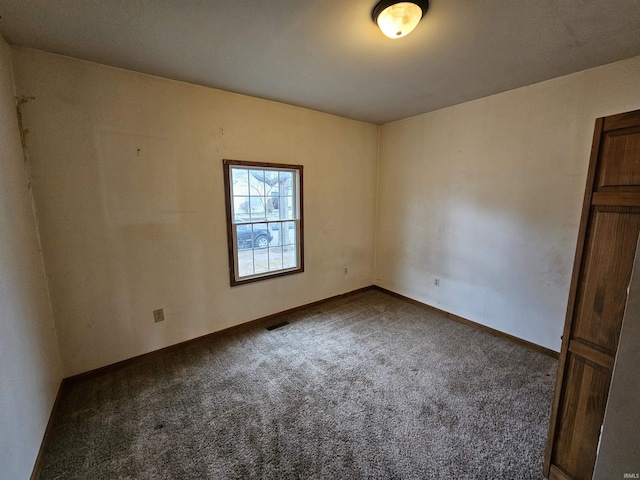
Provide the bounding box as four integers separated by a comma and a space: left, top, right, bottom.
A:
1, 0, 640, 124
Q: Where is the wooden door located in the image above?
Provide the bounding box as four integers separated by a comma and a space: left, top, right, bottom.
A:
544, 109, 640, 480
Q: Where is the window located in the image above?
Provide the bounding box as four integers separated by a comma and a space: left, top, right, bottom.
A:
223, 159, 304, 286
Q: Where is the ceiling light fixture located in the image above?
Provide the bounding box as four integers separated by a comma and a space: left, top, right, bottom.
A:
372, 0, 429, 39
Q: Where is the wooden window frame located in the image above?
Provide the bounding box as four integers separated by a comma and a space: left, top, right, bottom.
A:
223, 159, 304, 287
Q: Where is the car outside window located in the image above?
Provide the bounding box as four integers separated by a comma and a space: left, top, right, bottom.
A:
223, 160, 304, 286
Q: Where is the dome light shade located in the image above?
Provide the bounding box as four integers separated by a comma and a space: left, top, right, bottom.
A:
372, 1, 429, 39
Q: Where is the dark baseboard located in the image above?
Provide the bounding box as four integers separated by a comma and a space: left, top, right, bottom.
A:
31, 285, 375, 479
64, 284, 558, 385
30, 377, 65, 480
31, 282, 557, 478
373, 285, 559, 359
64, 285, 376, 385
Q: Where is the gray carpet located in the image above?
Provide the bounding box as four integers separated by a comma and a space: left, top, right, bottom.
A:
39, 289, 557, 479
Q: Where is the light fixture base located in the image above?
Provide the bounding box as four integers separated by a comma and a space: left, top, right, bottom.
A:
371, 0, 429, 23
372, 0, 429, 38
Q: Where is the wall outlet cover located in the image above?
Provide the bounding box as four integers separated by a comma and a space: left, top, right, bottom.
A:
153, 309, 164, 323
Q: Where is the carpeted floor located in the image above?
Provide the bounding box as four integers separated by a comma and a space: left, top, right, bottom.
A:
39, 289, 557, 479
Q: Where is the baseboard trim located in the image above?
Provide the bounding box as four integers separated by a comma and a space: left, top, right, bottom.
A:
59, 283, 558, 384
32, 286, 375, 478
32, 283, 557, 478
374, 286, 559, 359
64, 285, 376, 385
30, 377, 66, 480
549, 464, 573, 480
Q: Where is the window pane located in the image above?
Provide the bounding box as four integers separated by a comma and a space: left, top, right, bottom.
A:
265, 170, 278, 185
254, 247, 269, 274
277, 221, 293, 246
237, 245, 254, 277
231, 168, 249, 195
234, 196, 250, 219
279, 196, 294, 220
252, 223, 270, 249
279, 171, 293, 192
269, 246, 283, 270
267, 222, 279, 240
236, 224, 252, 251
248, 197, 266, 220
248, 169, 265, 196
265, 171, 278, 209
283, 244, 297, 269
281, 222, 296, 246
267, 222, 283, 246
266, 202, 279, 221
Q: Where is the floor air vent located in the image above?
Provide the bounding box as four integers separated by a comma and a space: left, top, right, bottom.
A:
266, 321, 289, 331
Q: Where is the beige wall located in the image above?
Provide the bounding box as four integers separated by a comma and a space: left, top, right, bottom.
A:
376, 55, 640, 351
6, 38, 640, 478
0, 36, 63, 478
11, 47, 378, 377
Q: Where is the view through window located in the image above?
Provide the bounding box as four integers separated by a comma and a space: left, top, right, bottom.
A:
223, 160, 304, 286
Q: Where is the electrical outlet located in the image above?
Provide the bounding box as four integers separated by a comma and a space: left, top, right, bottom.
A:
344, 267, 348, 275
434, 278, 440, 287
153, 309, 165, 323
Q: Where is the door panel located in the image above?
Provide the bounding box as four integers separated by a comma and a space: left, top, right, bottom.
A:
551, 354, 612, 479
545, 109, 640, 479
597, 126, 640, 189
571, 208, 640, 353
